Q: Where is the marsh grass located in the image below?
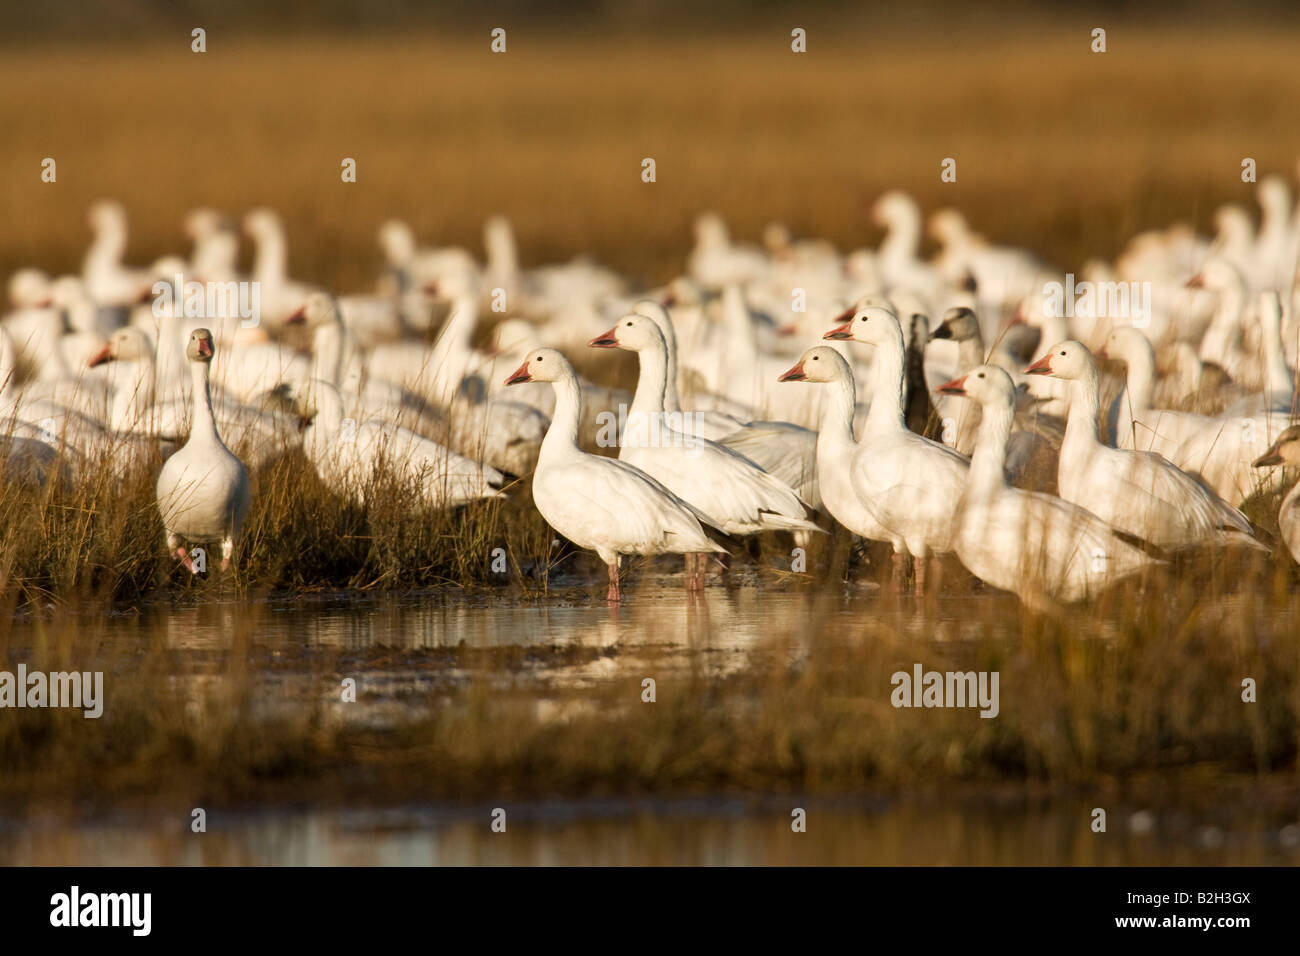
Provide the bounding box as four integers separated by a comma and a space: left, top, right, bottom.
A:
1, 546, 1296, 813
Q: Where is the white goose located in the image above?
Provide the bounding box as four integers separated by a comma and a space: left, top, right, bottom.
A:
1101, 326, 1214, 458
1253, 426, 1300, 563
503, 348, 726, 600
1024, 342, 1259, 550
155, 329, 251, 573
635, 298, 820, 507
824, 300, 970, 594
297, 379, 506, 509
777, 346, 903, 553
938, 365, 1159, 606
589, 314, 820, 548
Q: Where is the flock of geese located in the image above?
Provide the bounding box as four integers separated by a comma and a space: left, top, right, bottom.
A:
4, 165, 1300, 606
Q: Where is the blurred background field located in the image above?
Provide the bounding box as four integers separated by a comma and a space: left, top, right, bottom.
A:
3, 5, 1300, 292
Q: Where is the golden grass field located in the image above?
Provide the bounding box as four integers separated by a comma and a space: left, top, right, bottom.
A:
2, 25, 1300, 289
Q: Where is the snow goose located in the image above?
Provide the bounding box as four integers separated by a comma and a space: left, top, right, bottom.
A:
504, 348, 726, 600
937, 365, 1158, 606
1252, 426, 1300, 563
824, 300, 970, 593
82, 201, 152, 308
243, 208, 319, 327
589, 314, 820, 548
297, 379, 506, 509
777, 347, 902, 552
1024, 341, 1259, 550
155, 329, 251, 573
184, 208, 239, 282
928, 306, 984, 454
1100, 326, 1215, 458
687, 212, 769, 291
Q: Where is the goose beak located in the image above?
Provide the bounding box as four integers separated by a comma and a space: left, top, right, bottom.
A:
777, 323, 799, 337
504, 360, 532, 386
1095, 345, 1109, 360
929, 322, 953, 341
196, 337, 213, 359
88, 344, 113, 367
1253, 445, 1285, 468
588, 325, 620, 348
778, 360, 807, 382
285, 305, 307, 324
136, 285, 156, 305
1185, 274, 1205, 289
1023, 354, 1053, 376
824, 320, 854, 341
937, 375, 968, 396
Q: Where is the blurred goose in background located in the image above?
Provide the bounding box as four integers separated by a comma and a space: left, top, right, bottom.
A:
297, 378, 507, 510
1253, 426, 1300, 563
83, 200, 153, 309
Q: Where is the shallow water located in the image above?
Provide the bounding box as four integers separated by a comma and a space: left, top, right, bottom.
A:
7, 795, 1299, 866
2, 579, 1296, 865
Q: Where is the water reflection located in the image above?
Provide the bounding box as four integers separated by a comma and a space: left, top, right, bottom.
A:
5, 796, 1298, 865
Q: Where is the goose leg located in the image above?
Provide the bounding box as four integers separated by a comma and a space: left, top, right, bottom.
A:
914, 553, 927, 598
929, 555, 943, 595
606, 560, 621, 603
220, 537, 235, 573
168, 533, 198, 574
890, 552, 907, 594
687, 553, 704, 591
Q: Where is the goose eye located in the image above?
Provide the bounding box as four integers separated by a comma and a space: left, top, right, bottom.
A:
977, 372, 985, 378
1059, 350, 1066, 356
626, 321, 633, 327
812, 356, 819, 361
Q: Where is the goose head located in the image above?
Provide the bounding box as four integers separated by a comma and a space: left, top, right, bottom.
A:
504, 347, 569, 386
871, 190, 920, 231
927, 208, 971, 246
1096, 326, 1153, 365
186, 328, 216, 363
88, 326, 154, 367
8, 268, 53, 309
243, 208, 283, 241
377, 220, 416, 266
87, 199, 126, 234
287, 291, 339, 328
1253, 425, 1300, 468
1023, 340, 1094, 380
1185, 256, 1243, 291
778, 346, 850, 384
823, 298, 900, 346
588, 313, 664, 353
184, 208, 231, 241
936, 363, 1016, 409
930, 306, 980, 343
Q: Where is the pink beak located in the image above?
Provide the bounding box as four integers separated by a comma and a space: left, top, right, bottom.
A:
285, 305, 306, 324
778, 359, 807, 382
824, 321, 854, 341
936, 374, 968, 395
88, 344, 113, 368
1185, 274, 1205, 289
1023, 354, 1053, 376
588, 325, 620, 348
504, 359, 532, 385
196, 337, 213, 359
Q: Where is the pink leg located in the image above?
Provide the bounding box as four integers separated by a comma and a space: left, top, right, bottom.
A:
891, 552, 906, 594
606, 561, 621, 603
914, 554, 927, 598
